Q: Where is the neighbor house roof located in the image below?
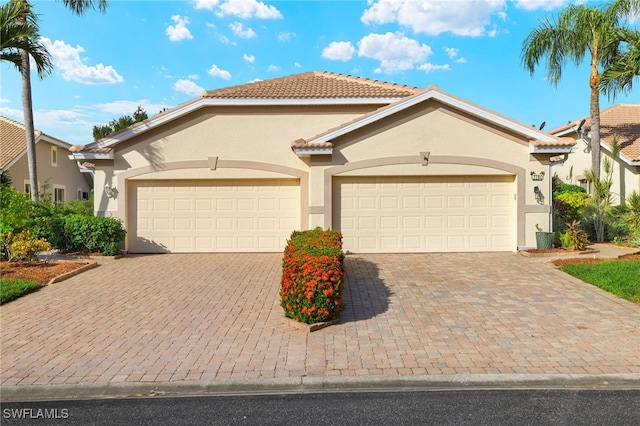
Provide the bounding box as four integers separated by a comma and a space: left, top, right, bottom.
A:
0, 116, 71, 171
291, 85, 574, 155
550, 104, 640, 164
70, 71, 422, 155
204, 71, 422, 99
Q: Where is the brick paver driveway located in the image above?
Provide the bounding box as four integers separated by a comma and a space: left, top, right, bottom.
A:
2, 253, 639, 387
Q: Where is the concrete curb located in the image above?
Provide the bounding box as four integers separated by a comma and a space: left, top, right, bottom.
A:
47, 262, 99, 286
2, 374, 639, 401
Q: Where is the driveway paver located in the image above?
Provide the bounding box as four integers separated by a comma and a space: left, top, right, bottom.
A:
1, 252, 639, 389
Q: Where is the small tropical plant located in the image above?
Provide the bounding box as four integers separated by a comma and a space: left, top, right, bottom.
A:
559, 220, 588, 251
583, 136, 620, 242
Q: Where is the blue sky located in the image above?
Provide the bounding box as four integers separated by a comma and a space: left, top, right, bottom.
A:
1, 0, 638, 145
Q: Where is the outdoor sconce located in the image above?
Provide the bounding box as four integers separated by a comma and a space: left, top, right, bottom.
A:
533, 185, 544, 204
530, 171, 545, 181
104, 182, 116, 198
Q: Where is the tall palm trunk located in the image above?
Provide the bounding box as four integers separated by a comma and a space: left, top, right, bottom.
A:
20, 47, 38, 202
589, 46, 602, 183
15, 0, 38, 202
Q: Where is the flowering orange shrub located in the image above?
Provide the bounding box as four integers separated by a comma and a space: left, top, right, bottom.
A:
280, 228, 344, 324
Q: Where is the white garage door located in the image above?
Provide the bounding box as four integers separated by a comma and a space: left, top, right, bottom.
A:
334, 175, 515, 253
130, 179, 299, 253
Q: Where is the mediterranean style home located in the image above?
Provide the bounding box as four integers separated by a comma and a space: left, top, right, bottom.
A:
0, 116, 91, 202
69, 71, 575, 254
550, 104, 640, 204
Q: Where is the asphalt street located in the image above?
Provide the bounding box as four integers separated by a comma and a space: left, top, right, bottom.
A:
2, 389, 639, 425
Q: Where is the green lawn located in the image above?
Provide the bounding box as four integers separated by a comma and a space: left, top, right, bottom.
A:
560, 260, 640, 304
0, 279, 42, 305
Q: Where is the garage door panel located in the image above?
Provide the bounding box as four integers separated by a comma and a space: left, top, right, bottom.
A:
131, 179, 299, 253
334, 175, 514, 253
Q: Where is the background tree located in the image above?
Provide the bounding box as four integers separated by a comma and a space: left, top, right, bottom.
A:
600, 27, 640, 96
92, 106, 149, 141
1, 0, 52, 202
12, 0, 107, 201
521, 0, 640, 182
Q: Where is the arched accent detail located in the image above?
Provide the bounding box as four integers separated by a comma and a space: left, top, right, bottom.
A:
323, 155, 527, 248
118, 160, 309, 251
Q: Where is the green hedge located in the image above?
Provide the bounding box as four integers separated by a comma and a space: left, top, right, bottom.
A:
50, 215, 126, 256
280, 227, 345, 324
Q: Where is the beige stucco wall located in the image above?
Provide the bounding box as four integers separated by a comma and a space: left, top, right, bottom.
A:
554, 134, 640, 204
307, 102, 554, 249
99, 100, 558, 251
8, 140, 90, 202
97, 105, 375, 221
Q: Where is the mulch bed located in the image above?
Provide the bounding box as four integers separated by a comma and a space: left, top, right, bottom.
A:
1, 260, 89, 286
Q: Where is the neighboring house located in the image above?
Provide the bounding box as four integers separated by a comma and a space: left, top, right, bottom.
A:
0, 116, 91, 202
550, 104, 640, 204
69, 71, 574, 254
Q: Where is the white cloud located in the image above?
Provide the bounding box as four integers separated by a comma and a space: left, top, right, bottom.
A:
418, 63, 451, 73
93, 100, 169, 116
362, 0, 506, 37
174, 79, 205, 96
278, 32, 295, 41
322, 41, 356, 61
456, 57, 467, 63
41, 37, 124, 85
229, 22, 256, 39
210, 0, 282, 19
444, 47, 458, 59
267, 64, 279, 72
219, 36, 236, 45
357, 32, 432, 74
513, 0, 569, 11
194, 0, 221, 10
207, 64, 232, 80
166, 15, 193, 42
0, 106, 22, 120
243, 53, 255, 63
294, 62, 301, 68
188, 74, 199, 80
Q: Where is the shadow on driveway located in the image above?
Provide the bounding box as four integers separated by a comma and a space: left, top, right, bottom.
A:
339, 256, 392, 323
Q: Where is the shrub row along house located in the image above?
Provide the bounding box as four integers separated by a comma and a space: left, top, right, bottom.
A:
65, 71, 585, 254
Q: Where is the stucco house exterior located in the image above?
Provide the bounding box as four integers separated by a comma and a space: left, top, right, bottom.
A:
550, 104, 640, 204
0, 116, 91, 202
69, 71, 574, 254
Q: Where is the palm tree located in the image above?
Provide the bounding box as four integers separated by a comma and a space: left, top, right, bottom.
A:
1, 0, 52, 202
13, 0, 107, 201
521, 0, 640, 182
600, 27, 640, 96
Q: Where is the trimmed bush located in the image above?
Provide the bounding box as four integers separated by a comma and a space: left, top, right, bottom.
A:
49, 215, 126, 256
280, 227, 344, 324
4, 230, 51, 262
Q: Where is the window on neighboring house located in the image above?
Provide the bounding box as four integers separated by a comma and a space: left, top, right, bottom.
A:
54, 187, 65, 204
24, 182, 31, 195
51, 146, 58, 167
77, 188, 83, 200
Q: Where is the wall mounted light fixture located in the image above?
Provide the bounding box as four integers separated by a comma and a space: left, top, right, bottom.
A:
533, 185, 544, 204
104, 182, 116, 198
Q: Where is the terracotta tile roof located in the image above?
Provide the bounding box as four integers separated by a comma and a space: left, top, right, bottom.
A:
552, 104, 640, 162
530, 137, 576, 147
0, 116, 43, 170
204, 71, 422, 99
